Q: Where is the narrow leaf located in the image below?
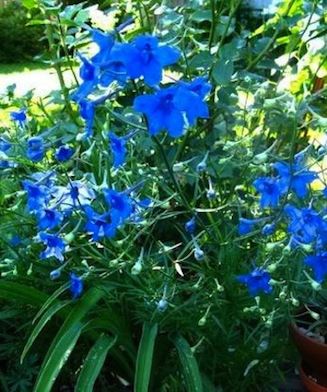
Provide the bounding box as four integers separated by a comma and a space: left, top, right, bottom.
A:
0, 281, 48, 307
174, 336, 203, 392
21, 300, 70, 363
75, 334, 117, 392
33, 287, 105, 392
134, 323, 158, 392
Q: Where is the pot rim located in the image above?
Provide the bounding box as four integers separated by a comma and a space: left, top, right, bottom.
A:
300, 361, 327, 391
290, 321, 327, 350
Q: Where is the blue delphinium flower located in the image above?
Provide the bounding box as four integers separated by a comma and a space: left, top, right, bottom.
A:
253, 177, 283, 208
72, 54, 99, 102
91, 30, 115, 65
0, 137, 11, 152
79, 100, 95, 138
237, 267, 272, 296
22, 180, 49, 212
50, 269, 61, 280
274, 160, 317, 198
99, 44, 128, 86
70, 273, 83, 299
10, 109, 27, 126
103, 188, 133, 225
55, 145, 74, 162
118, 35, 180, 86
284, 204, 323, 244
262, 223, 276, 236
185, 217, 196, 234
182, 77, 212, 99
54, 181, 95, 211
304, 252, 327, 283
84, 206, 117, 241
239, 218, 261, 235
39, 232, 66, 262
134, 84, 209, 137
109, 132, 126, 168
27, 136, 45, 162
37, 208, 63, 230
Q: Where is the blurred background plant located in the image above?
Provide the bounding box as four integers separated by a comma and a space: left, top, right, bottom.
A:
0, 0, 326, 391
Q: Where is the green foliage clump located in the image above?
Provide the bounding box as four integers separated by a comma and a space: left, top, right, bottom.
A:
0, 1, 45, 63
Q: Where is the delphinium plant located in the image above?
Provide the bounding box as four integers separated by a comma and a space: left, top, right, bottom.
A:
0, 0, 326, 391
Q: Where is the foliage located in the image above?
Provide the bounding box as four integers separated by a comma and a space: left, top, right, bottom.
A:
0, 1, 46, 64
0, 0, 327, 391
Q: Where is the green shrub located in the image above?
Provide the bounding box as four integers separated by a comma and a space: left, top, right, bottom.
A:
0, 1, 45, 63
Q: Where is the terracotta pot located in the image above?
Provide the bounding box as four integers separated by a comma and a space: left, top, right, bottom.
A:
289, 308, 327, 376
300, 362, 327, 392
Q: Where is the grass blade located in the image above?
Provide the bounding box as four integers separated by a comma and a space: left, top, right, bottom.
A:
33, 287, 105, 392
21, 300, 71, 363
174, 335, 203, 392
75, 334, 117, 392
134, 323, 158, 392
0, 281, 48, 306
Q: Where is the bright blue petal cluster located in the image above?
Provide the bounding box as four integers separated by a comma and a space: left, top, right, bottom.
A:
55, 145, 74, 162
305, 252, 327, 283
70, 273, 83, 299
39, 232, 66, 262
27, 136, 45, 162
134, 80, 210, 137
237, 268, 272, 296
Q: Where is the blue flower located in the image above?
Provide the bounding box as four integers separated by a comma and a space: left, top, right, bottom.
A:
54, 181, 95, 211
91, 30, 115, 65
0, 137, 11, 152
72, 54, 99, 102
37, 208, 63, 230
79, 100, 95, 137
10, 109, 27, 126
22, 180, 49, 212
103, 188, 133, 225
118, 35, 180, 86
253, 177, 283, 208
261, 223, 276, 236
274, 160, 317, 198
70, 273, 83, 299
304, 252, 327, 283
237, 268, 272, 296
182, 77, 212, 99
284, 204, 323, 244
134, 85, 209, 137
109, 132, 126, 168
238, 218, 261, 235
27, 136, 45, 162
39, 232, 66, 262
55, 145, 74, 162
84, 206, 117, 241
185, 217, 196, 234
99, 44, 128, 86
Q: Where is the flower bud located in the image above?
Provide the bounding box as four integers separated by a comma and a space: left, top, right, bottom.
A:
194, 247, 204, 261
131, 260, 142, 275
50, 269, 61, 280
157, 299, 168, 312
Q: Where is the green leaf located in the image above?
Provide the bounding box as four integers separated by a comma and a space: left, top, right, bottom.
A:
134, 323, 158, 392
75, 334, 117, 392
21, 300, 71, 364
33, 283, 69, 323
174, 335, 203, 392
212, 58, 234, 86
0, 281, 48, 307
22, 0, 37, 9
33, 287, 106, 392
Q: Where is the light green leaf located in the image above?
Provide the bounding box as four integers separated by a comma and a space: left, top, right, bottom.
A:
134, 323, 158, 392
174, 335, 203, 392
212, 58, 234, 86
75, 334, 117, 392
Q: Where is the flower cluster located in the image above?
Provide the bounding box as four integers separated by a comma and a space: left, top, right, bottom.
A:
237, 149, 327, 295
72, 31, 210, 138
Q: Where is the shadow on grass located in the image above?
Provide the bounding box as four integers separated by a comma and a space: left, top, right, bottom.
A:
0, 62, 50, 74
